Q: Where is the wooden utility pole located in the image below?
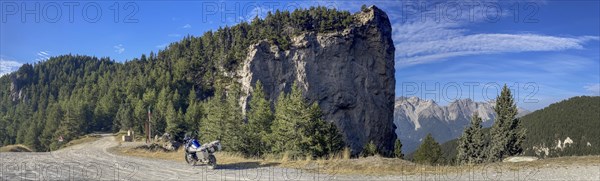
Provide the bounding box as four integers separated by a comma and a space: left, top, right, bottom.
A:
147, 106, 152, 143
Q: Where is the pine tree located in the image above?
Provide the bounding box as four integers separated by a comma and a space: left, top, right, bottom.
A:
322, 120, 345, 156
40, 103, 61, 151
270, 85, 305, 155
269, 83, 345, 158
0, 117, 7, 146
185, 88, 202, 133
362, 140, 378, 157
487, 85, 526, 162
23, 121, 40, 151
457, 113, 486, 165
245, 81, 274, 156
153, 88, 170, 135
221, 86, 245, 152
301, 103, 344, 158
166, 102, 185, 141
414, 133, 444, 165
94, 92, 117, 131
200, 88, 226, 144
115, 104, 134, 131
133, 99, 146, 134
394, 139, 404, 159
55, 99, 85, 146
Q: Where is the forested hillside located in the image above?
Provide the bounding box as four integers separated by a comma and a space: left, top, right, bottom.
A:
0, 7, 355, 153
520, 96, 600, 157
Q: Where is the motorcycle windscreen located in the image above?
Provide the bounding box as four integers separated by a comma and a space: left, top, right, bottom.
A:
191, 140, 201, 149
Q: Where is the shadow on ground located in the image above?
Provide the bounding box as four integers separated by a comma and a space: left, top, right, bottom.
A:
215, 162, 280, 170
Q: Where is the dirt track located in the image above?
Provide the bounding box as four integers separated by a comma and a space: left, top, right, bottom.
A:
1, 134, 599, 180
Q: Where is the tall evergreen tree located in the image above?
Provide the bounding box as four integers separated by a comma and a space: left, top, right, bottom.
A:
184, 88, 202, 133
40, 103, 61, 151
394, 139, 404, 159
322, 120, 345, 157
456, 113, 486, 165
414, 133, 444, 165
245, 81, 274, 156
269, 83, 344, 157
487, 85, 526, 162
270, 85, 305, 155
166, 102, 185, 141
221, 86, 245, 152
54, 99, 85, 148
133, 99, 147, 134
200, 88, 226, 143
23, 121, 41, 151
115, 104, 134, 131
300, 103, 345, 157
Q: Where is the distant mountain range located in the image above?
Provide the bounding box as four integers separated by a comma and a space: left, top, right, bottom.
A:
394, 97, 531, 153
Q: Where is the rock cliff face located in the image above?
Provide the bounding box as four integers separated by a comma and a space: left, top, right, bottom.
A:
238, 6, 396, 154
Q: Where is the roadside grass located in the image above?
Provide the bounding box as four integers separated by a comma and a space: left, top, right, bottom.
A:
110, 142, 469, 175
501, 155, 600, 171
110, 145, 278, 167
112, 145, 185, 161
110, 140, 600, 176
0, 144, 33, 152
59, 134, 102, 149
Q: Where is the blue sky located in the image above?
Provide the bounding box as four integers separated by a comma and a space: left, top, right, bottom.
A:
1, 0, 599, 110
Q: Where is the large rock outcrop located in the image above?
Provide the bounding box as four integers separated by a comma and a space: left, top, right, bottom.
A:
238, 6, 396, 154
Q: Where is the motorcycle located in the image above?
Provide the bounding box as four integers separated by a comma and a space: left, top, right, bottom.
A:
183, 136, 222, 169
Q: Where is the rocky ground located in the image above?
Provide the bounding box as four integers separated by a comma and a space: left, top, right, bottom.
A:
1, 134, 598, 180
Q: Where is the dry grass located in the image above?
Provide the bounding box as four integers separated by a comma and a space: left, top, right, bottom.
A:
59, 134, 102, 149
0, 144, 33, 152
110, 145, 460, 176
110, 145, 280, 169
295, 155, 600, 176
501, 155, 600, 171
110, 141, 600, 176
278, 155, 469, 176
112, 145, 185, 161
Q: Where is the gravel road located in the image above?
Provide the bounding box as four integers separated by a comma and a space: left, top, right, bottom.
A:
1, 134, 599, 180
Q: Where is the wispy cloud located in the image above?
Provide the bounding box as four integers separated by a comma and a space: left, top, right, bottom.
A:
168, 34, 181, 37
396, 32, 599, 67
182, 24, 191, 28
0, 58, 22, 76
584, 83, 600, 96
36, 51, 51, 61
113, 44, 125, 54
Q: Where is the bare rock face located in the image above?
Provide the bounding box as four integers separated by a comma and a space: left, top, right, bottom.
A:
239, 6, 396, 155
